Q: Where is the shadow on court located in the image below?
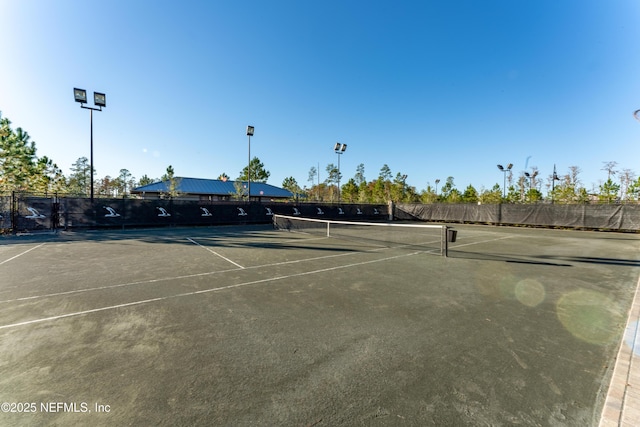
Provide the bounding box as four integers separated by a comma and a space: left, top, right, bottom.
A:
451, 250, 574, 267
0, 224, 639, 426
453, 249, 640, 268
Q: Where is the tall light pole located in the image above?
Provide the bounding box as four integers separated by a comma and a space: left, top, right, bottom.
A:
497, 163, 513, 200
551, 164, 560, 204
333, 142, 347, 202
524, 170, 539, 202
74, 88, 106, 203
246, 125, 254, 201
400, 174, 408, 200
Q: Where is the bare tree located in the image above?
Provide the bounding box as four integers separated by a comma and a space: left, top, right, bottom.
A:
620, 168, 636, 202
601, 161, 618, 181
568, 166, 581, 187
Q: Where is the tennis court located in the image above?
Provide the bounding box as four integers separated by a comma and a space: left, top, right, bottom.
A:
1, 219, 639, 426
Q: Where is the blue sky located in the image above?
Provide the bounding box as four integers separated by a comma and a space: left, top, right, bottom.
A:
1, 0, 640, 194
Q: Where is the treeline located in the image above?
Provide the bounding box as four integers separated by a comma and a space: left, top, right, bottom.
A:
2, 112, 639, 204
282, 162, 640, 205
0, 113, 146, 196
0, 113, 275, 197
164, 160, 638, 205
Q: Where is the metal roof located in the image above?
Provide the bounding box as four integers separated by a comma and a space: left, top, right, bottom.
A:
132, 177, 293, 198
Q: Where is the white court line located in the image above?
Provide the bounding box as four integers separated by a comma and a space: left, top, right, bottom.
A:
0, 233, 502, 304
0, 243, 46, 266
0, 250, 422, 330
187, 237, 244, 269
598, 272, 640, 426
0, 244, 378, 303
618, 273, 640, 424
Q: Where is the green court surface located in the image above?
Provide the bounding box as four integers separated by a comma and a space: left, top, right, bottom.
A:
1, 223, 639, 426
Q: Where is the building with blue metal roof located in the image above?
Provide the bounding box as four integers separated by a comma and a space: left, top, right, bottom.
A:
132, 177, 293, 201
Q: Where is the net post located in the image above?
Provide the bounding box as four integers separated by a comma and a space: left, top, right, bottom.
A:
443, 225, 449, 257
327, 222, 330, 237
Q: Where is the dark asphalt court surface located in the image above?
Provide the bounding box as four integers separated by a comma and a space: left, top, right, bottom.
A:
0, 223, 639, 426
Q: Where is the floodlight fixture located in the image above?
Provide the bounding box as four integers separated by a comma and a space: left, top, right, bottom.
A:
94, 92, 106, 107
246, 125, 254, 136
333, 142, 347, 201
74, 88, 87, 104
334, 142, 347, 153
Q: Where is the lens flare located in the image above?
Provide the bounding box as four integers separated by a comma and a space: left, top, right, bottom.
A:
556, 289, 623, 345
515, 279, 545, 307
474, 263, 518, 301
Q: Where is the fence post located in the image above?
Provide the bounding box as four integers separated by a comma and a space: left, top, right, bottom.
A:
443, 226, 449, 257
11, 191, 16, 233
121, 195, 126, 230
51, 193, 59, 231
63, 197, 68, 230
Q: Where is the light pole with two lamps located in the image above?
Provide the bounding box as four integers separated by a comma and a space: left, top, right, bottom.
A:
333, 143, 347, 201
551, 164, 560, 204
246, 126, 254, 201
524, 170, 539, 202
496, 163, 513, 200
74, 88, 106, 202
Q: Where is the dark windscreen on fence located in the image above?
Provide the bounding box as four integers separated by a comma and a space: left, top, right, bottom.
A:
395, 203, 640, 231
3, 194, 640, 232
0, 194, 389, 232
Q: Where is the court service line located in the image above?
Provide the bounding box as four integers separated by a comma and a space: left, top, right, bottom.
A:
0, 243, 46, 266
186, 237, 244, 269
0, 250, 422, 330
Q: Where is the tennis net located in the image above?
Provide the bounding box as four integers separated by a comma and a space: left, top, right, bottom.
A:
272, 214, 451, 256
